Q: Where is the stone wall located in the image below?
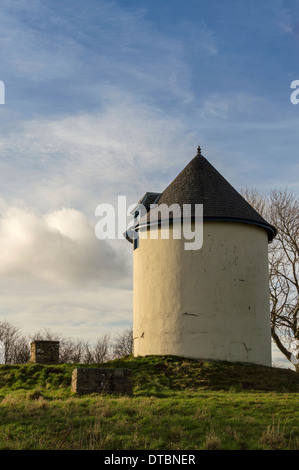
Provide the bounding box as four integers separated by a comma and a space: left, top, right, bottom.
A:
30, 341, 60, 364
71, 368, 133, 395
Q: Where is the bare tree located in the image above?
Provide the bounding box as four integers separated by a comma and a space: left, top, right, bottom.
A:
0, 322, 125, 364
13, 336, 31, 364
111, 327, 133, 359
241, 187, 299, 370
0, 320, 30, 364
85, 335, 111, 363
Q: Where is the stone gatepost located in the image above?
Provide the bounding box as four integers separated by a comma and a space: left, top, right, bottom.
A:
30, 340, 60, 364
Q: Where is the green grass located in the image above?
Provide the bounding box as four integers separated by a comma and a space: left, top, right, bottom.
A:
0, 355, 298, 450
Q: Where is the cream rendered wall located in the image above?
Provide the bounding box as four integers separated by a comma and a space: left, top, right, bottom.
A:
133, 221, 272, 366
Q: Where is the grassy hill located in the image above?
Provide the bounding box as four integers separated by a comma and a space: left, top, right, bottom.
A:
0, 355, 298, 450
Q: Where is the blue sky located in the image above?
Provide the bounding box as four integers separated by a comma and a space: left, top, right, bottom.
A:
0, 0, 298, 366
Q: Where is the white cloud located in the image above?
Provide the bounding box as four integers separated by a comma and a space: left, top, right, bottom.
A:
276, 5, 295, 35
0, 0, 195, 109
199, 92, 265, 120
0, 276, 133, 342
0, 95, 197, 213
0, 203, 130, 287
179, 20, 219, 56
0, 200, 133, 341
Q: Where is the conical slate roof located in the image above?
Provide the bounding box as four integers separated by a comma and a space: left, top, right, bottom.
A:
136, 148, 277, 242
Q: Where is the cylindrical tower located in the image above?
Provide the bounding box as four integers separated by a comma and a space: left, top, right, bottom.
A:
128, 148, 276, 366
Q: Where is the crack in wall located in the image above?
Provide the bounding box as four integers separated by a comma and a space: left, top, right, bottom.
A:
182, 312, 199, 317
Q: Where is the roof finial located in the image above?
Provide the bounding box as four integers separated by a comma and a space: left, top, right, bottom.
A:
197, 145, 202, 156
